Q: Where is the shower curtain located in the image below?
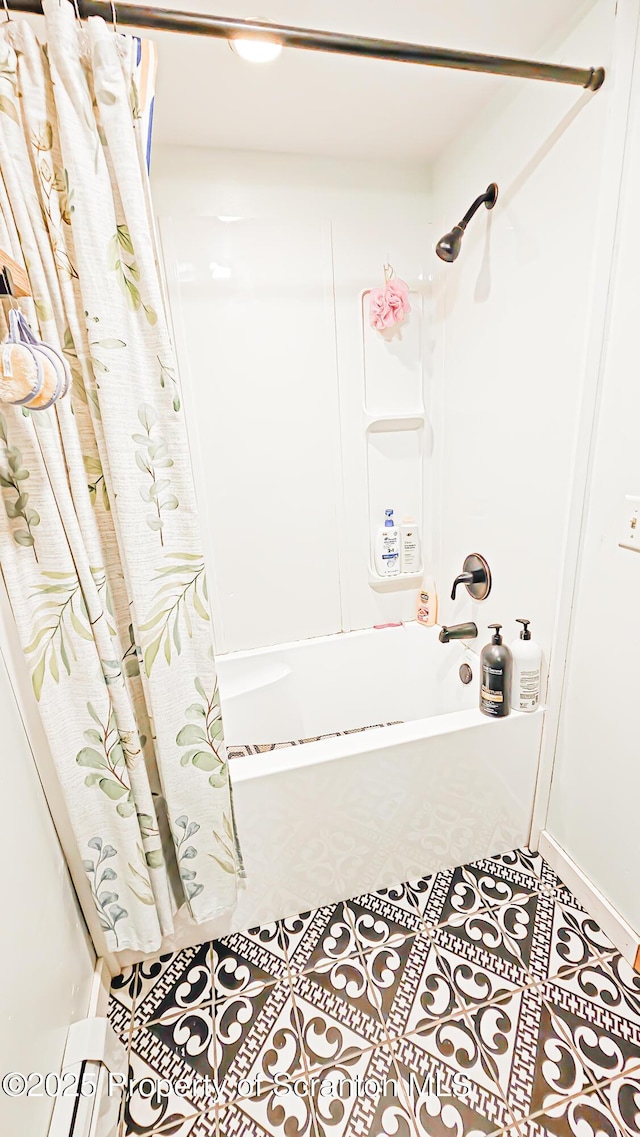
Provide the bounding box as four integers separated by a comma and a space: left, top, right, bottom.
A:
0, 0, 242, 954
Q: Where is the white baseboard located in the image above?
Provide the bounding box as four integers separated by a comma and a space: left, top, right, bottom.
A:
48, 962, 127, 1137
539, 830, 640, 972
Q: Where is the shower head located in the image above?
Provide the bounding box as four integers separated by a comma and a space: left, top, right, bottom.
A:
435, 226, 465, 263
436, 183, 498, 263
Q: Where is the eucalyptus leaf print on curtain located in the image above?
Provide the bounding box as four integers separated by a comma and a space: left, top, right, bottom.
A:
0, 1, 242, 955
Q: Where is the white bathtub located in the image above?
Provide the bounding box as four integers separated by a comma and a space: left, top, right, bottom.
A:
212, 623, 545, 935
117, 623, 544, 962
220, 621, 479, 743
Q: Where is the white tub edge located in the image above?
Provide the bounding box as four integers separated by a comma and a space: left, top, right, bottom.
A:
229, 706, 545, 783
219, 620, 430, 664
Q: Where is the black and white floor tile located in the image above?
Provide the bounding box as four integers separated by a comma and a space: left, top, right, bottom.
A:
109, 846, 640, 1136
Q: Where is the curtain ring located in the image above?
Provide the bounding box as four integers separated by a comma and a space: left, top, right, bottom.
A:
110, 0, 117, 33
1, 0, 11, 23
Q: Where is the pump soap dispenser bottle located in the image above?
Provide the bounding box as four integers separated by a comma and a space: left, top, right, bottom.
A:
480, 623, 512, 718
510, 618, 542, 712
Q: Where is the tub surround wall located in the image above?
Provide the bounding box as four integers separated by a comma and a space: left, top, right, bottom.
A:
152, 150, 433, 653
429, 0, 615, 672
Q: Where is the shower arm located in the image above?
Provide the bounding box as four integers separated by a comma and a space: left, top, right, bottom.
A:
8, 1, 606, 91
456, 187, 498, 234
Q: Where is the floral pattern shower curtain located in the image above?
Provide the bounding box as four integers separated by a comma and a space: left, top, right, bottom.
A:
0, 0, 242, 954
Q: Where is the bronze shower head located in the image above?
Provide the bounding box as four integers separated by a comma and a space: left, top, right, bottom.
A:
436, 183, 498, 263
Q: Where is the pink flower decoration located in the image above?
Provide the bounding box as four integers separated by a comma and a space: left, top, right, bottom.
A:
369, 278, 411, 331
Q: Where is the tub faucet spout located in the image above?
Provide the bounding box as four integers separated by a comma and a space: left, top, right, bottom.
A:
439, 622, 478, 644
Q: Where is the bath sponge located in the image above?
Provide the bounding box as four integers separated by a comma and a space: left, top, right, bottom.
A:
1, 309, 71, 410
0, 340, 42, 405
27, 341, 67, 410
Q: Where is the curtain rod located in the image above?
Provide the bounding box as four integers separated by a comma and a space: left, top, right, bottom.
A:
10, 2, 606, 91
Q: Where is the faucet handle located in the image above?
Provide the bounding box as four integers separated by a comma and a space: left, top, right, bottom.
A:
452, 553, 492, 602
450, 567, 486, 599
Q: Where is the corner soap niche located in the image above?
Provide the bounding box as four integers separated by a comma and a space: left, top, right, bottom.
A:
361, 289, 426, 591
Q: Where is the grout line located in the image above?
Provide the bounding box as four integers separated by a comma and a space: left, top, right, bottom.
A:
591, 1057, 640, 1092
528, 944, 621, 989
514, 1063, 640, 1134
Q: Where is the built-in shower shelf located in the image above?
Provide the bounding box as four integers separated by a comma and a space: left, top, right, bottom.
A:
361, 284, 426, 602
365, 414, 424, 433
368, 569, 423, 592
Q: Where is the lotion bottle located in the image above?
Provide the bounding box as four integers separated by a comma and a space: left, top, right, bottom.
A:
374, 508, 400, 577
480, 623, 512, 717
510, 618, 542, 712
416, 574, 437, 626
400, 517, 422, 573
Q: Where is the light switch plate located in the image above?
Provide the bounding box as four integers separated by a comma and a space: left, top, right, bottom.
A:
619, 494, 640, 552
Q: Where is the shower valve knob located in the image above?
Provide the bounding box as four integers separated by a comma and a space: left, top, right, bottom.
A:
450, 554, 492, 601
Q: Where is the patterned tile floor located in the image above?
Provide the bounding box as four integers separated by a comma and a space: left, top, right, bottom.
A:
108, 846, 640, 1136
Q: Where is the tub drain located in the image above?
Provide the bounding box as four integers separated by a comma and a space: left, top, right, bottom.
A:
459, 662, 473, 685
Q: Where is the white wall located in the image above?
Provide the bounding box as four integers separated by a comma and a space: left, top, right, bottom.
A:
546, 0, 640, 935
429, 0, 616, 664
0, 648, 95, 1137
152, 150, 433, 652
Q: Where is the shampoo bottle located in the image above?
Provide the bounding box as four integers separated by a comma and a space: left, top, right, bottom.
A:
480, 623, 512, 718
510, 618, 542, 712
416, 574, 437, 626
374, 508, 400, 577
